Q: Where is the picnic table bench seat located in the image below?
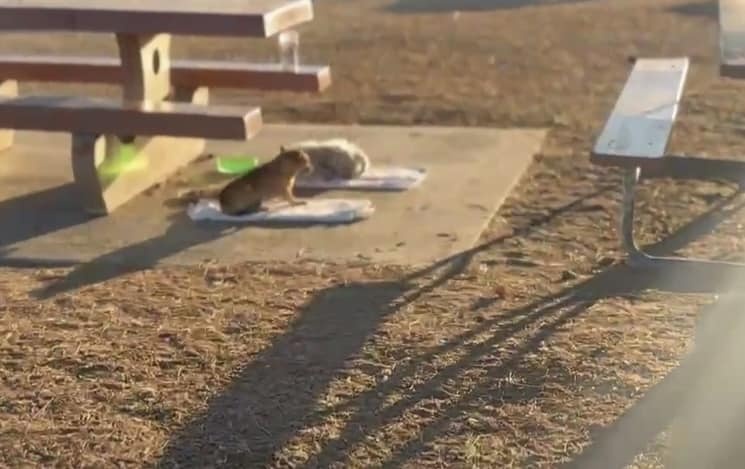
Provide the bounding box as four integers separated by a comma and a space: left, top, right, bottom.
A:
0, 94, 262, 140
0, 0, 314, 37
0, 56, 331, 93
0, 0, 331, 215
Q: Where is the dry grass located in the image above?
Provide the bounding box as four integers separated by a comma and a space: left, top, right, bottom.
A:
2, 0, 745, 467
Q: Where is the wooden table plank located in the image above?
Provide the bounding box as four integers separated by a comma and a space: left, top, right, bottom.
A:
0, 0, 313, 37
0, 55, 332, 92
0, 95, 262, 140
719, 0, 745, 78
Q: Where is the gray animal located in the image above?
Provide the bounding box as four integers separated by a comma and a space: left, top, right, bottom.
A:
283, 138, 370, 180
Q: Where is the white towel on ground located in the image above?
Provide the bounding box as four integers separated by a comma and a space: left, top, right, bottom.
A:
187, 198, 375, 224
295, 166, 427, 191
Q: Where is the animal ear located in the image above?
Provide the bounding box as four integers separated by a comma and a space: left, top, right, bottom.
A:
280, 145, 286, 153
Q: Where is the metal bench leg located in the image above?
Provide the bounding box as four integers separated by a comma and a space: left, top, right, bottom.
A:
620, 167, 745, 269
620, 167, 650, 267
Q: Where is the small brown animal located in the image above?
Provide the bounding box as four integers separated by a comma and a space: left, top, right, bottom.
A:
218, 147, 312, 215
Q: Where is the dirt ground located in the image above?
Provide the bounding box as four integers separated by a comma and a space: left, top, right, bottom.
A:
3, 0, 745, 467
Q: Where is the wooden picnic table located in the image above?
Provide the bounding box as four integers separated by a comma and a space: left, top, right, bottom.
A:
0, 0, 330, 215
0, 0, 313, 37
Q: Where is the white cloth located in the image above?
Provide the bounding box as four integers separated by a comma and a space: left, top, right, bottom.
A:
295, 166, 426, 191
187, 198, 375, 224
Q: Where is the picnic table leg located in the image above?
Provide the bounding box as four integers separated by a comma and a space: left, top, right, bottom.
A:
0, 79, 17, 151
70, 33, 210, 215
620, 167, 646, 266
116, 33, 172, 102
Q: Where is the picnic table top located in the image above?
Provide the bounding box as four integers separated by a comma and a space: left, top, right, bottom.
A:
0, 0, 313, 37
719, 0, 745, 73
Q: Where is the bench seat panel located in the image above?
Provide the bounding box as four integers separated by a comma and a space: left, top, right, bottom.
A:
0, 95, 262, 140
0, 0, 314, 37
0, 55, 331, 92
592, 57, 689, 168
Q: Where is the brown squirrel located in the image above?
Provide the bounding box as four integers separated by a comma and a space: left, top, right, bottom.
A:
174, 147, 312, 215
218, 146, 313, 215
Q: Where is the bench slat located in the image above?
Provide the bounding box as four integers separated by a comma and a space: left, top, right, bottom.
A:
0, 56, 331, 92
0, 95, 262, 140
591, 58, 689, 168
719, 0, 745, 77
0, 0, 313, 37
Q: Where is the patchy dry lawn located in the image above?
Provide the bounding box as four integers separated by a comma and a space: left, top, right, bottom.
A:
2, 0, 744, 467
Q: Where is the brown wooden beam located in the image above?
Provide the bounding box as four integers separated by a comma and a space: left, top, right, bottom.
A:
0, 0, 314, 37
0, 94, 262, 140
0, 55, 331, 92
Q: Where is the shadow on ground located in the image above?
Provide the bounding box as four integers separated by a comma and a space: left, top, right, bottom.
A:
28, 211, 235, 299
0, 183, 90, 265
565, 292, 745, 469
156, 183, 745, 468
3, 184, 355, 298
666, 0, 718, 19
384, 0, 595, 14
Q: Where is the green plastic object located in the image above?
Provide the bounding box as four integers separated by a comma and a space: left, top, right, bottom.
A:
98, 144, 148, 178
216, 155, 260, 175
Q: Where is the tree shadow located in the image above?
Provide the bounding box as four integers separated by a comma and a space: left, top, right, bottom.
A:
156, 184, 614, 467
384, 0, 595, 14
157, 182, 745, 468
363, 192, 745, 468
292, 257, 745, 469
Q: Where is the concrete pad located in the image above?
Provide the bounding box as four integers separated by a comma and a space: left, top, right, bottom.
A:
0, 124, 546, 267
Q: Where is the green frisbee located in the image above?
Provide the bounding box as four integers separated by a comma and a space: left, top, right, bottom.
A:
216, 154, 260, 175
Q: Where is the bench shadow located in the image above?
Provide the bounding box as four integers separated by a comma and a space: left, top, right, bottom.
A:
562, 294, 745, 469
157, 184, 745, 468
384, 0, 595, 14
667, 0, 718, 19
0, 183, 91, 264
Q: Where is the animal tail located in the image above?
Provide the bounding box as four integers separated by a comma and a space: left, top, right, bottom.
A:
354, 152, 370, 175
174, 184, 223, 204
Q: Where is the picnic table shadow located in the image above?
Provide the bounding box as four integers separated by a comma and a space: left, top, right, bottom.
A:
29, 201, 359, 300
0, 183, 356, 273
0, 183, 90, 266
156, 187, 745, 468
385, 0, 595, 14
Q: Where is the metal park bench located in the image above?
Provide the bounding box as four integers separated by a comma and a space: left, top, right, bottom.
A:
0, 0, 331, 215
590, 0, 745, 269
